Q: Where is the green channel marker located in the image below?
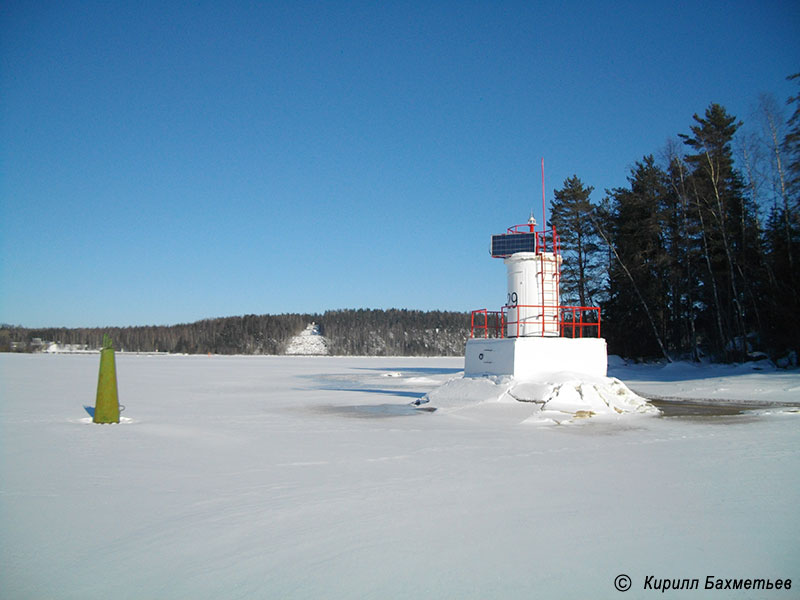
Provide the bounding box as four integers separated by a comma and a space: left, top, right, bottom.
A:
93, 334, 120, 423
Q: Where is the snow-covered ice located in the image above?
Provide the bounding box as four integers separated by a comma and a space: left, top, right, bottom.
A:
609, 356, 800, 405
1, 353, 798, 598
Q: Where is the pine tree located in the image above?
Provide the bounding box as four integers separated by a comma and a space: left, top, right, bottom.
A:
602, 157, 673, 359
680, 104, 759, 359
784, 73, 800, 205
664, 145, 703, 360
757, 75, 800, 358
550, 176, 604, 308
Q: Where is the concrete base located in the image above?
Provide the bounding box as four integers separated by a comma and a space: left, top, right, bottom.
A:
464, 337, 608, 380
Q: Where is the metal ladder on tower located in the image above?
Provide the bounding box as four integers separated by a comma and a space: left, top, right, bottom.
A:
538, 254, 560, 335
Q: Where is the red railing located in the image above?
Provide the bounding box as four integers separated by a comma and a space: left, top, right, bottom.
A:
470, 305, 601, 338
534, 227, 559, 256
506, 223, 537, 234
559, 306, 601, 338
470, 309, 506, 338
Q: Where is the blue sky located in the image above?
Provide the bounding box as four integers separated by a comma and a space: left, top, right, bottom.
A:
2, 1, 798, 328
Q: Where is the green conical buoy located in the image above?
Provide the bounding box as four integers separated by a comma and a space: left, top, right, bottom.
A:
94, 334, 120, 423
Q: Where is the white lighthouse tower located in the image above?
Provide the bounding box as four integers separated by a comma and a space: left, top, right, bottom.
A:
503, 214, 561, 337
464, 216, 608, 381
419, 178, 658, 422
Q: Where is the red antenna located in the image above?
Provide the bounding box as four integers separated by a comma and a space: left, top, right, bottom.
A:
541, 157, 546, 233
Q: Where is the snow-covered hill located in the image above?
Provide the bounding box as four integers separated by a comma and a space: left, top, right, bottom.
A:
284, 323, 330, 355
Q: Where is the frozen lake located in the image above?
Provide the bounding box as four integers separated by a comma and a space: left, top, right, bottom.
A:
1, 353, 798, 598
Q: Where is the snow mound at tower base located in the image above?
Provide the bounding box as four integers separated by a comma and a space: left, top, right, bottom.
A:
417, 372, 660, 425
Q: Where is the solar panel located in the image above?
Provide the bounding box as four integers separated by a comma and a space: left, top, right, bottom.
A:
490, 233, 536, 257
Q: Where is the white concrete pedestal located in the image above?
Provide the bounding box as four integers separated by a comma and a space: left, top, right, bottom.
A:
464, 337, 608, 380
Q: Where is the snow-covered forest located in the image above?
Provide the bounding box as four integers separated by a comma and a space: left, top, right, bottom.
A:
0, 309, 469, 356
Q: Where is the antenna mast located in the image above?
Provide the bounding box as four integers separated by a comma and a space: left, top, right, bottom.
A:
541, 157, 546, 233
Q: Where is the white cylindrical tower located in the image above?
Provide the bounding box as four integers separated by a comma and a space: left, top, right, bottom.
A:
504, 251, 561, 337
466, 215, 607, 382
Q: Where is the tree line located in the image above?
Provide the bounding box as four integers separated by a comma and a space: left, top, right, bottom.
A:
550, 74, 800, 362
321, 309, 468, 356
0, 309, 469, 356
